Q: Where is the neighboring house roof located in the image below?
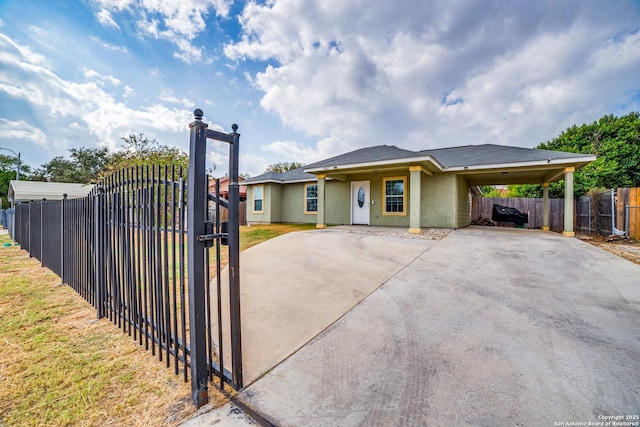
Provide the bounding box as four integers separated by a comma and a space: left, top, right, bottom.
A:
8, 180, 95, 202
243, 143, 596, 185
208, 176, 247, 199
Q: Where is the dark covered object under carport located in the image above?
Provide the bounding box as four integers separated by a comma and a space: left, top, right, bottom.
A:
492, 204, 528, 226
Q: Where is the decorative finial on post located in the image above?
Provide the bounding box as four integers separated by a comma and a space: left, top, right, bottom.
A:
231, 124, 238, 133
194, 109, 204, 120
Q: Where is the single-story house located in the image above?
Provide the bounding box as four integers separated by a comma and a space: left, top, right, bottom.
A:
8, 180, 95, 204
243, 144, 596, 236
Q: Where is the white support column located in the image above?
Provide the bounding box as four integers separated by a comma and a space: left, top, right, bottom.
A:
563, 167, 575, 237
408, 166, 422, 234
316, 174, 327, 229
542, 182, 550, 231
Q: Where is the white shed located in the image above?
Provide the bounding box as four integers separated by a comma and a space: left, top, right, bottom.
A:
8, 180, 95, 203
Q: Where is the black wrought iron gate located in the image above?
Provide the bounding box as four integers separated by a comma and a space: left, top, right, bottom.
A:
187, 108, 243, 405
10, 109, 242, 408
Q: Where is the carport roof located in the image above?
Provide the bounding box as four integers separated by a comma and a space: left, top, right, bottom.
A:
419, 144, 593, 168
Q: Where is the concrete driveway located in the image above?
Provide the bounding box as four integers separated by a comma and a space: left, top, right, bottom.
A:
212, 228, 437, 385
191, 226, 640, 426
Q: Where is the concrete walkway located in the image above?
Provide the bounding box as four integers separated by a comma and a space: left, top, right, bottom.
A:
185, 227, 640, 426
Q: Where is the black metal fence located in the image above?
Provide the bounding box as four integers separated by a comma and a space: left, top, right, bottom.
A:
576, 190, 615, 235
9, 110, 243, 408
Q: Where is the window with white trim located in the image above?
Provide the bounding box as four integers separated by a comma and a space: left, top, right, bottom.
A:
253, 185, 263, 213
383, 177, 406, 215
305, 183, 318, 213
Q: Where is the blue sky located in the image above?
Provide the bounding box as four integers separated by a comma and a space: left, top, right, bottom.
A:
1, 0, 639, 177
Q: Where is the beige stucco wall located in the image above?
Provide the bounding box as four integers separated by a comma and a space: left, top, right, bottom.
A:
246, 183, 282, 223
325, 180, 351, 224
246, 171, 467, 229
281, 182, 313, 223
420, 173, 457, 228
455, 175, 471, 228
270, 184, 282, 222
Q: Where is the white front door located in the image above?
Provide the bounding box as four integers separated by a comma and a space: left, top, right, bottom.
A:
351, 181, 370, 225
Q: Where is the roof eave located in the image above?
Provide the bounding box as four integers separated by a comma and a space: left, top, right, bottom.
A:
304, 155, 444, 173
244, 178, 319, 185
444, 156, 597, 172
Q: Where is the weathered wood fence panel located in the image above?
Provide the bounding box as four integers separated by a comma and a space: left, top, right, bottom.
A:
471, 197, 564, 232
630, 187, 639, 240
473, 188, 640, 238
221, 201, 246, 226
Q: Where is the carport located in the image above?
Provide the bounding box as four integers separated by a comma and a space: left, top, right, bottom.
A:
449, 150, 596, 236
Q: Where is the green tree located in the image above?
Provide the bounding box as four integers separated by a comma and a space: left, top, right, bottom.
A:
102, 133, 188, 178
33, 147, 111, 184
264, 161, 304, 173
496, 112, 640, 199
478, 185, 505, 197
0, 154, 32, 208
539, 112, 640, 193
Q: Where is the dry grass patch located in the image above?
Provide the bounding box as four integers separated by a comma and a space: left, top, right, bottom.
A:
0, 234, 212, 426
577, 234, 640, 265
0, 223, 315, 426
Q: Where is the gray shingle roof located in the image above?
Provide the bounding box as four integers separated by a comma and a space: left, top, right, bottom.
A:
303, 145, 418, 170
420, 144, 594, 168
243, 144, 594, 184
243, 167, 316, 184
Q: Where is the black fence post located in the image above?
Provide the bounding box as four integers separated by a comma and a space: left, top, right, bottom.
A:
40, 198, 45, 267
187, 109, 209, 408
61, 194, 66, 285
28, 202, 31, 257
95, 187, 106, 319
228, 124, 243, 389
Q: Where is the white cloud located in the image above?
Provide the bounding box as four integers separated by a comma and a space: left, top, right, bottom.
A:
0, 31, 193, 153
82, 68, 121, 86
261, 139, 322, 164
97, 8, 120, 29
158, 91, 195, 108
239, 152, 268, 177
225, 0, 640, 156
93, 0, 234, 64
90, 36, 129, 54
0, 118, 47, 146
0, 32, 50, 68
123, 85, 134, 98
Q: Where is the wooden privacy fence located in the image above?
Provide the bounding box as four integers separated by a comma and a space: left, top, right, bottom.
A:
210, 200, 246, 225
618, 187, 640, 240
472, 188, 640, 239
471, 197, 564, 232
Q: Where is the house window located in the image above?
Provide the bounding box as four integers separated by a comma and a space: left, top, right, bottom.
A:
253, 185, 263, 213
383, 177, 406, 215
305, 183, 318, 214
